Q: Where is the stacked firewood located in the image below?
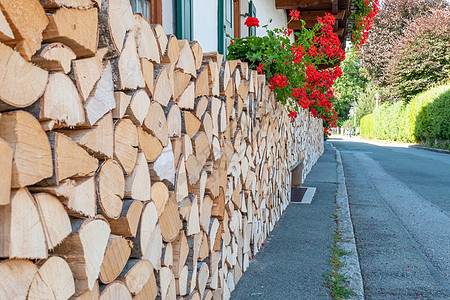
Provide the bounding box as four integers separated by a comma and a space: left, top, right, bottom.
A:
0, 0, 324, 299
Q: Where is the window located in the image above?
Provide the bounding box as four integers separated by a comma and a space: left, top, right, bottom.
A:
176, 0, 193, 40
218, 0, 234, 56
130, 0, 162, 24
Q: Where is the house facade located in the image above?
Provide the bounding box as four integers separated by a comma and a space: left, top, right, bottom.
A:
130, 0, 289, 55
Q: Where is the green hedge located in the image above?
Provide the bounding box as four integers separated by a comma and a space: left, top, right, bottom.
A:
360, 114, 374, 138
361, 84, 450, 143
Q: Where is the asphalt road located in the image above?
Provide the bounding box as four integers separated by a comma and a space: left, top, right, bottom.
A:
329, 136, 450, 299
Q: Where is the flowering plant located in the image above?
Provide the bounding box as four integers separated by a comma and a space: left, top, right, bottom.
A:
351, 0, 379, 48
227, 11, 345, 133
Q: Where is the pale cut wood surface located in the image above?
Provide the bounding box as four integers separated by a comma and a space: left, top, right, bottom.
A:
98, 0, 134, 57
0, 111, 53, 188
99, 281, 132, 300
176, 39, 196, 77
99, 235, 132, 284
131, 202, 157, 258
138, 126, 163, 163
1, 188, 48, 259
114, 30, 145, 90
54, 218, 110, 295
108, 200, 143, 237
159, 194, 182, 242
162, 35, 180, 64
152, 24, 168, 58
0, 137, 12, 205
0, 259, 38, 299
133, 14, 160, 63
134, 270, 157, 300
175, 156, 189, 204
173, 70, 191, 100
153, 65, 172, 107
40, 0, 95, 9
59, 112, 114, 159
114, 118, 138, 175
127, 89, 151, 126
34, 193, 72, 250
141, 58, 155, 96
166, 103, 182, 138
96, 159, 125, 219
72, 280, 100, 300
72, 47, 107, 101
151, 181, 169, 216
118, 259, 153, 295
125, 151, 151, 201
31, 42, 77, 73
28, 256, 75, 300
112, 92, 131, 119
36, 72, 85, 128
177, 82, 195, 110
144, 101, 169, 147
0, 0, 48, 60
44, 132, 99, 185
43, 7, 98, 57
0, 42, 48, 110
0, 8, 13, 41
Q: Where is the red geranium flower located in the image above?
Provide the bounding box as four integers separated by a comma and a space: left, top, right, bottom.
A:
289, 10, 301, 21
244, 17, 260, 27
268, 74, 288, 90
257, 63, 265, 74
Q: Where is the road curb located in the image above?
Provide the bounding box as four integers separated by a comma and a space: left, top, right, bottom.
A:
409, 144, 450, 155
329, 142, 364, 300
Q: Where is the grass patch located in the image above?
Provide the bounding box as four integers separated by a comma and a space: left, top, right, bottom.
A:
324, 206, 355, 299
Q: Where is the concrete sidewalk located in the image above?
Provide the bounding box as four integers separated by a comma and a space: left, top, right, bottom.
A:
231, 143, 344, 299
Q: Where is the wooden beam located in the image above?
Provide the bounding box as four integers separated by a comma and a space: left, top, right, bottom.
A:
275, 0, 333, 10
332, 0, 338, 14
151, 0, 162, 25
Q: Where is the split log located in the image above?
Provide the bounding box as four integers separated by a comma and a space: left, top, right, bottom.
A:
187, 195, 200, 236
159, 193, 182, 242
190, 41, 203, 70
99, 235, 132, 284
0, 43, 48, 111
192, 131, 210, 167
58, 112, 114, 159
199, 195, 213, 231
165, 103, 182, 138
141, 58, 155, 96
124, 151, 151, 201
160, 267, 177, 300
0, 137, 12, 205
198, 231, 209, 261
134, 222, 162, 270
174, 70, 191, 100
177, 39, 196, 77
196, 262, 209, 298
134, 270, 157, 300
133, 14, 160, 63
71, 47, 107, 101
194, 96, 208, 119
151, 181, 169, 216
0, 188, 47, 258
99, 281, 132, 300
28, 256, 75, 300
0, 111, 52, 187
149, 142, 176, 186
98, 0, 134, 58
0, 259, 38, 299
84, 63, 116, 126
177, 82, 195, 110
96, 159, 125, 219
181, 111, 201, 138
143, 101, 169, 147
30, 177, 96, 217
211, 187, 225, 220
200, 112, 213, 145
162, 35, 180, 64
114, 118, 138, 175
41, 132, 99, 186
26, 72, 85, 129
31, 42, 77, 73
176, 265, 189, 296
34, 193, 72, 250
0, 9, 13, 42
161, 242, 173, 267
195, 66, 209, 98
126, 90, 151, 127
130, 202, 157, 256
43, 7, 98, 57
185, 155, 202, 186
39, 0, 95, 9
153, 64, 172, 106
108, 199, 142, 237
113, 31, 145, 90
172, 231, 189, 277
0, 0, 48, 60
152, 24, 168, 57
53, 217, 111, 295
118, 259, 153, 295
138, 126, 163, 163
112, 92, 130, 118
175, 156, 189, 204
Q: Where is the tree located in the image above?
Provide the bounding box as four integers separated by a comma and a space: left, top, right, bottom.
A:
359, 0, 448, 87
388, 10, 450, 101
333, 49, 368, 125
